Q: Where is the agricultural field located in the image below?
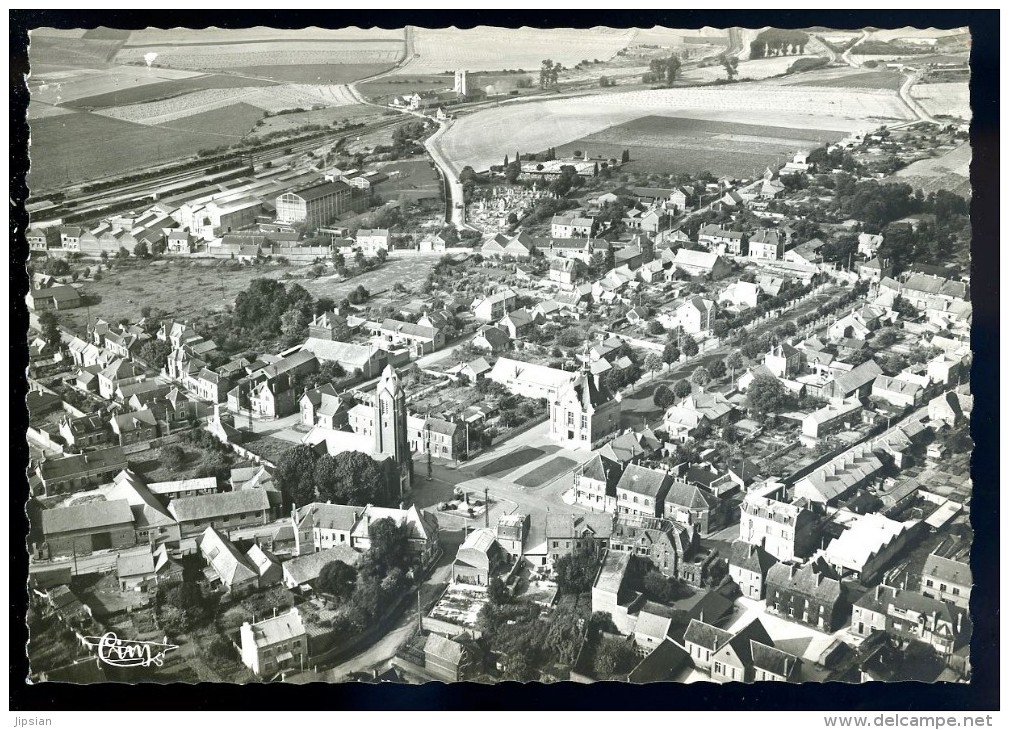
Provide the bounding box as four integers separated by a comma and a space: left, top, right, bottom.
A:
894, 142, 971, 198
436, 84, 911, 173
116, 42, 404, 71
679, 55, 806, 84
372, 158, 443, 203
121, 26, 405, 46
358, 74, 453, 99
93, 83, 360, 126
28, 34, 125, 66
399, 26, 635, 74
61, 72, 276, 109
232, 63, 395, 84
28, 64, 205, 106
794, 70, 905, 91
27, 110, 259, 191
247, 104, 379, 138
552, 116, 847, 178
910, 82, 971, 120
628, 26, 730, 47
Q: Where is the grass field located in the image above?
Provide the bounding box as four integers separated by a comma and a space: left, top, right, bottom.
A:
894, 142, 971, 198
357, 74, 452, 99
234, 63, 396, 84
552, 115, 847, 177
514, 456, 578, 488
150, 102, 266, 137
27, 107, 264, 191
58, 259, 294, 333
373, 158, 443, 202
795, 70, 905, 91
475, 447, 546, 478
248, 104, 378, 137
64, 73, 277, 109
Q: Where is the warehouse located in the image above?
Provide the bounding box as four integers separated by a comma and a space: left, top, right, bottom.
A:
275, 180, 352, 228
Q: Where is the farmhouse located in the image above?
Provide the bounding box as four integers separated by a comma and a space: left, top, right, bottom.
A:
40, 499, 137, 558
26, 285, 83, 312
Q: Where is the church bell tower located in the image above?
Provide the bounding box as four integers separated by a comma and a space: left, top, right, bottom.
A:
374, 364, 412, 496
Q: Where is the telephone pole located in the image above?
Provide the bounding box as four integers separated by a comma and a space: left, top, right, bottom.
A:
484, 486, 490, 528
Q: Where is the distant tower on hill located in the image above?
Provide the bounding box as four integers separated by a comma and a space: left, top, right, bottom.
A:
454, 69, 469, 96
374, 364, 412, 496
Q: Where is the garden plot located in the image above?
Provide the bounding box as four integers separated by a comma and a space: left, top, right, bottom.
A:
400, 26, 634, 74
910, 82, 971, 120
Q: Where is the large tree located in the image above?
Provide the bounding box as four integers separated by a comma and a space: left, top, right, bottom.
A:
367, 517, 412, 574
314, 451, 386, 506
746, 374, 789, 415
275, 445, 319, 507
317, 560, 358, 603
38, 310, 61, 351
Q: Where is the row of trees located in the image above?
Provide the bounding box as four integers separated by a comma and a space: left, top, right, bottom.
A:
749, 29, 809, 58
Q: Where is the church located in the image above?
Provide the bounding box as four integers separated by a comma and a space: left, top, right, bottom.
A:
301, 364, 413, 503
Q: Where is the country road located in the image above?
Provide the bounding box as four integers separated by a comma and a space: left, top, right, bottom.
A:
898, 72, 936, 125
841, 30, 869, 68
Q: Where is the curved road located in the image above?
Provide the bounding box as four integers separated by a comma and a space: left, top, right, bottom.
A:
841, 30, 869, 68
898, 71, 936, 124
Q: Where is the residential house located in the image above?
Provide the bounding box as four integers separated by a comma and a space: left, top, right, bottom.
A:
927, 391, 964, 428
59, 414, 112, 451
282, 545, 362, 590
299, 383, 350, 430
764, 343, 803, 379
614, 464, 673, 518
97, 358, 145, 401
200, 526, 260, 595
349, 504, 439, 566
27, 226, 60, 252
793, 443, 883, 506
765, 559, 848, 632
105, 470, 182, 548
471, 325, 511, 354
857, 233, 884, 258
697, 225, 746, 256
373, 318, 445, 356
708, 618, 789, 683
550, 214, 596, 239
472, 289, 517, 322
356, 228, 390, 256
718, 281, 760, 310
498, 309, 539, 340
748, 229, 784, 261
240, 608, 308, 677
859, 257, 893, 282
851, 584, 969, 657
739, 488, 821, 563
728, 540, 779, 600
662, 392, 734, 442
548, 257, 583, 288
871, 375, 923, 408
36, 446, 129, 496
572, 453, 622, 511
920, 539, 971, 610
110, 409, 159, 446
545, 513, 614, 565
668, 297, 716, 335
662, 480, 719, 536
823, 360, 883, 402
800, 400, 863, 446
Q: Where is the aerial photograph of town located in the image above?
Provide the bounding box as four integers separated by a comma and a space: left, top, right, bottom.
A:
20, 22, 973, 686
